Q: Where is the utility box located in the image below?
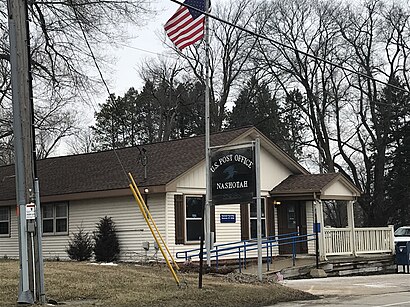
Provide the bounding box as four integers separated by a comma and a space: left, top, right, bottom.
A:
142, 241, 150, 251
395, 241, 410, 273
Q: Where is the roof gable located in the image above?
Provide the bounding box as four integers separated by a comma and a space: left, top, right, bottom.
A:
270, 173, 361, 200
167, 127, 308, 191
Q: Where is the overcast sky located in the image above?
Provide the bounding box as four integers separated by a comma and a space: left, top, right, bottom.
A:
108, 1, 179, 97
62, 1, 180, 153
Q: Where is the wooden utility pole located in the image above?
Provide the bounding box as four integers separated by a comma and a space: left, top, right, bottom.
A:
7, 0, 45, 304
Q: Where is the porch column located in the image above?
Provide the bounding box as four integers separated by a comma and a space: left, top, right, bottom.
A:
315, 199, 326, 261
347, 200, 357, 256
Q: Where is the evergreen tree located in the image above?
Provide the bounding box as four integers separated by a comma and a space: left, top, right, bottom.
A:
386, 122, 410, 226
66, 227, 94, 261
93, 78, 208, 148
175, 81, 206, 137
93, 216, 120, 262
229, 77, 304, 158
93, 88, 143, 150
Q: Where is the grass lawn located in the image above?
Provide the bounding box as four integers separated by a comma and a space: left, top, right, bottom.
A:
0, 260, 315, 306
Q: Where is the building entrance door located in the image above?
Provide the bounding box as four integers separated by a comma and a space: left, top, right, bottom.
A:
277, 200, 308, 254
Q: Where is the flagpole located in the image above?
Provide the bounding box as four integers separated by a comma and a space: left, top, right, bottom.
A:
204, 0, 211, 268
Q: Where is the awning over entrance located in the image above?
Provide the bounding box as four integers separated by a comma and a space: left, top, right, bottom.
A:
268, 173, 394, 260
269, 173, 361, 201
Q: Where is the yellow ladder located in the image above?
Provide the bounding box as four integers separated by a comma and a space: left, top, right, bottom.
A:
128, 173, 181, 286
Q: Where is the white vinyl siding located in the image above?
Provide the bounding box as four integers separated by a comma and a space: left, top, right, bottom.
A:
214, 204, 241, 243
0, 206, 19, 258
260, 146, 293, 191
0, 194, 167, 261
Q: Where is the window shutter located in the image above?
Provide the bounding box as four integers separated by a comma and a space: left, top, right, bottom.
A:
174, 194, 184, 244
240, 203, 249, 241
266, 199, 275, 238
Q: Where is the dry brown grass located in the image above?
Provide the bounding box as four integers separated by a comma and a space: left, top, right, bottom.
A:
0, 260, 315, 306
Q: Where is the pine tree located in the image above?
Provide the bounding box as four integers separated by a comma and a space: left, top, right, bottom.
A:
66, 227, 94, 261
229, 77, 304, 158
386, 122, 410, 225
93, 216, 120, 262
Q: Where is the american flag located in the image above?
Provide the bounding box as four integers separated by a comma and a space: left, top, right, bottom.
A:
164, 0, 208, 50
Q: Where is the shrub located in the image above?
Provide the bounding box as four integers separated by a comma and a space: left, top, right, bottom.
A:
66, 226, 93, 261
93, 216, 120, 262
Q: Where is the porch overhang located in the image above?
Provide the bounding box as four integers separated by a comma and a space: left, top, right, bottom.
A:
269, 173, 361, 201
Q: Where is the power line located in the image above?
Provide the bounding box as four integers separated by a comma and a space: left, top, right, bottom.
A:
71, 5, 132, 184
170, 0, 410, 95
116, 42, 164, 56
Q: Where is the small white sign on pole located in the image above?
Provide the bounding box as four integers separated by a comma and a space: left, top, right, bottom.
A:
26, 203, 36, 220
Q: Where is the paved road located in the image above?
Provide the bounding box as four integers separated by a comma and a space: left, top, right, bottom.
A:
276, 273, 410, 306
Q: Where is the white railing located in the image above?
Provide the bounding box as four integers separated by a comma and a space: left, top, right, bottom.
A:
324, 228, 352, 256
323, 226, 394, 257
355, 227, 394, 254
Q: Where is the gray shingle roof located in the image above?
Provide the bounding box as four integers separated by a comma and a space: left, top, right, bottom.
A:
0, 127, 251, 201
270, 173, 340, 194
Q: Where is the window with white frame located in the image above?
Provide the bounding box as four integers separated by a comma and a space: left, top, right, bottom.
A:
185, 196, 203, 242
0, 206, 10, 236
42, 202, 68, 235
250, 198, 266, 239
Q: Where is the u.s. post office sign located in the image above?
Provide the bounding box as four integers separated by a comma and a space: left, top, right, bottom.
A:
210, 146, 255, 205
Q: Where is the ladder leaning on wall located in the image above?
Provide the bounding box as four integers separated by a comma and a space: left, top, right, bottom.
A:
128, 173, 181, 287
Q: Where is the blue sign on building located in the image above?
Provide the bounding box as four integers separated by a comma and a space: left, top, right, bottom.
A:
220, 214, 236, 223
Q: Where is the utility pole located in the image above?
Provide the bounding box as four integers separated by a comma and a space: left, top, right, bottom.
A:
7, 0, 45, 304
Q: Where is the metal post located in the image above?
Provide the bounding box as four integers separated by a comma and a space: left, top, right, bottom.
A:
314, 203, 319, 269
204, 0, 211, 268
34, 179, 46, 304
255, 138, 262, 281
199, 198, 205, 289
7, 0, 35, 303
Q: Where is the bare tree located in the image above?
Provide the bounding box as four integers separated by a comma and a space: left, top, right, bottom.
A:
256, 0, 410, 226
34, 98, 78, 159
333, 0, 410, 225
139, 57, 185, 141
67, 127, 96, 155
164, 0, 261, 131
0, 0, 152, 162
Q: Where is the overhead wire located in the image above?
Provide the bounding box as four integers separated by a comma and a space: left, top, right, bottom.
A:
169, 0, 410, 95
70, 0, 410, 182
115, 42, 164, 56
71, 4, 131, 184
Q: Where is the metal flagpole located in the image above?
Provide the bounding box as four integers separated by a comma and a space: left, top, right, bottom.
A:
204, 0, 212, 268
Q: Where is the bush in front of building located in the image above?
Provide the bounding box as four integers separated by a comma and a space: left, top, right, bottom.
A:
93, 216, 120, 262
66, 226, 94, 261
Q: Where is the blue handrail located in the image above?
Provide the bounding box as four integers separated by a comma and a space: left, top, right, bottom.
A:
176, 232, 316, 272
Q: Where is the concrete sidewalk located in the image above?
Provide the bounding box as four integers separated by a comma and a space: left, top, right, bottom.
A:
275, 273, 410, 306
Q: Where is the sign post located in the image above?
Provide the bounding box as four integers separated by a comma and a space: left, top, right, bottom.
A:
255, 138, 262, 281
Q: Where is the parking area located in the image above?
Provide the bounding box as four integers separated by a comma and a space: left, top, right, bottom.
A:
276, 273, 410, 306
